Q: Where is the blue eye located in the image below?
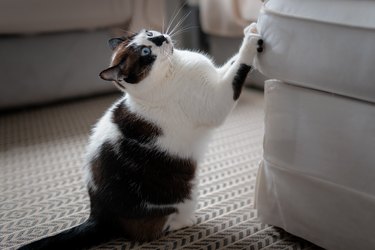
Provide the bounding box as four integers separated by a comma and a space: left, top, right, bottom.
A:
141, 47, 151, 56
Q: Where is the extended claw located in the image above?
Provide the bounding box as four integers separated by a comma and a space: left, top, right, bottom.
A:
257, 39, 264, 53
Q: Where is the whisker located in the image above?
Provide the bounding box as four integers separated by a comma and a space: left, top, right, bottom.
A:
169, 10, 191, 37
170, 25, 198, 38
162, 17, 165, 34
166, 2, 186, 34
167, 53, 172, 64
166, 1, 187, 34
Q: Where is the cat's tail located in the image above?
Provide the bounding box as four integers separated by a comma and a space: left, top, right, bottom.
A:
18, 217, 117, 250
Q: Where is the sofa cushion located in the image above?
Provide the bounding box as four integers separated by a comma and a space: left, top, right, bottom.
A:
256, 0, 375, 103
0, 0, 132, 34
0, 30, 114, 109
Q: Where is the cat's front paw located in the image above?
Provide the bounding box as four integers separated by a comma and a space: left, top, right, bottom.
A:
244, 22, 264, 53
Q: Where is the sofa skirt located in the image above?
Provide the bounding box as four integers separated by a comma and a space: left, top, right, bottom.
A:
256, 80, 375, 250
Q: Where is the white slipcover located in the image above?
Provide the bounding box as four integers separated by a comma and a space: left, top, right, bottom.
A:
256, 80, 375, 250
255, 0, 375, 103
255, 0, 375, 249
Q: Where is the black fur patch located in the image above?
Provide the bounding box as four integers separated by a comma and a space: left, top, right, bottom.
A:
101, 43, 156, 84
232, 64, 251, 100
119, 45, 156, 84
90, 101, 196, 219
112, 101, 162, 143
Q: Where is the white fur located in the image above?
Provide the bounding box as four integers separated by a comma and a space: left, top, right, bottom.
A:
86, 23, 261, 231
83, 99, 124, 191
165, 182, 198, 231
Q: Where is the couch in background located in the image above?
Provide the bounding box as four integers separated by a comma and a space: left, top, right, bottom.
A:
0, 0, 168, 110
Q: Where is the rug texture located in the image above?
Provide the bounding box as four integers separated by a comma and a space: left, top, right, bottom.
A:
0, 89, 319, 249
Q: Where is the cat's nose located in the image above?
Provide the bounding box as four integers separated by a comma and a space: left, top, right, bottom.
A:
148, 35, 167, 47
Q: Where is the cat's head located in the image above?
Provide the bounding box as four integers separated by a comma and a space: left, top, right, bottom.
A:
99, 29, 173, 92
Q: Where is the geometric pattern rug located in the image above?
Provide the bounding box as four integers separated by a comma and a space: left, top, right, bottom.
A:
0, 89, 321, 249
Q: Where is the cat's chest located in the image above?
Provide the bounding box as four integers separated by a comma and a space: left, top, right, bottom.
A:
153, 110, 211, 161
126, 98, 211, 161
174, 50, 217, 80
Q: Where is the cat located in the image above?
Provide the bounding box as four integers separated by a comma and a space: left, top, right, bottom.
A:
19, 23, 263, 250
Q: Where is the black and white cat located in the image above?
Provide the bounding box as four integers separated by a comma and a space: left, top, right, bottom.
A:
20, 23, 263, 249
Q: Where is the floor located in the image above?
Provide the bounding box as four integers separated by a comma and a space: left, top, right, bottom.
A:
0, 89, 318, 249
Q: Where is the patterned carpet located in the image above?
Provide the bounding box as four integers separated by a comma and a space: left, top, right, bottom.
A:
0, 89, 318, 249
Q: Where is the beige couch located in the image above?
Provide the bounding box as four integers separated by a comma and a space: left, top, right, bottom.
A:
0, 0, 167, 110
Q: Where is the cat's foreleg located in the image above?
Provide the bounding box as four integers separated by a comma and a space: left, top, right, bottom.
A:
217, 53, 239, 76
164, 185, 198, 232
220, 23, 262, 100
164, 199, 197, 232
209, 23, 262, 125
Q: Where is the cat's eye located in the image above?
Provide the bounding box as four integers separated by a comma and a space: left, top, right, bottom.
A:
146, 30, 153, 37
141, 47, 151, 56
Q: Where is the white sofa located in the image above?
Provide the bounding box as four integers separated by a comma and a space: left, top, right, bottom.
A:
255, 0, 375, 249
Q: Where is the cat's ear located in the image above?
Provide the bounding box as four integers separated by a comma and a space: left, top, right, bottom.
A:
108, 38, 124, 50
99, 65, 121, 81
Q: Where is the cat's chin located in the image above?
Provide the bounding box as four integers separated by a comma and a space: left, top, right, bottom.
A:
114, 81, 126, 91
160, 45, 174, 58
